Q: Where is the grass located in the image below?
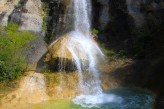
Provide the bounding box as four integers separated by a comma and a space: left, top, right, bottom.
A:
100, 43, 128, 61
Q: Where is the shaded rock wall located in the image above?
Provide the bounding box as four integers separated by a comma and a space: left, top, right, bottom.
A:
91, 1, 164, 108
42, 0, 71, 42
92, 0, 110, 30
91, 0, 164, 58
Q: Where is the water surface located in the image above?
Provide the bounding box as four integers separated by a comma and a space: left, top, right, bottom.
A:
33, 88, 155, 109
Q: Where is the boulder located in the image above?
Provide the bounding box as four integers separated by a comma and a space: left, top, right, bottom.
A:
45, 36, 74, 62
44, 31, 103, 71
45, 34, 88, 71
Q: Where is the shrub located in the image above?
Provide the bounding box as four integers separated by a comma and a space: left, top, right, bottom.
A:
0, 23, 36, 81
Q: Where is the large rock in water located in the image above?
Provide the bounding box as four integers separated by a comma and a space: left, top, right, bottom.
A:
45, 34, 87, 71
46, 36, 75, 61
45, 31, 103, 71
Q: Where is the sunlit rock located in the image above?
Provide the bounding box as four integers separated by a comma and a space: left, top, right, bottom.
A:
45, 31, 104, 72
0, 0, 19, 25
0, 71, 49, 109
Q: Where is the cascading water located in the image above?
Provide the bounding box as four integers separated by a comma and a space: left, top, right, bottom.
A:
51, 0, 104, 95
51, 0, 122, 108
64, 31, 103, 94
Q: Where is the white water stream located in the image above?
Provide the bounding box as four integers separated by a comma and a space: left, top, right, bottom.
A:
74, 0, 91, 35
59, 0, 123, 108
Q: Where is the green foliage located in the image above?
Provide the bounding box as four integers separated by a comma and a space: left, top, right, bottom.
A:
102, 47, 116, 57
100, 43, 127, 60
0, 23, 36, 81
92, 28, 99, 36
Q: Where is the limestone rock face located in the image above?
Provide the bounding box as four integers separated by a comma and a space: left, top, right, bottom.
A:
18, 0, 47, 68
0, 0, 7, 5
19, 13, 43, 33
0, 0, 19, 25
18, 0, 43, 33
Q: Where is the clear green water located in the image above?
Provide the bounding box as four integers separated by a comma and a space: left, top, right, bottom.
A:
32, 88, 155, 109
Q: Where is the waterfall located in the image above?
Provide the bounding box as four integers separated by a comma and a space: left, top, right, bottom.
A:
47, 0, 103, 95
73, 0, 91, 36
65, 31, 104, 94
65, 0, 104, 94
49, 0, 122, 108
